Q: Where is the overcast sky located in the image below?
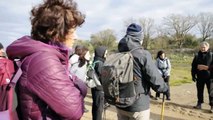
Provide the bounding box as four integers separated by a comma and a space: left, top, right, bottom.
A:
0, 0, 213, 47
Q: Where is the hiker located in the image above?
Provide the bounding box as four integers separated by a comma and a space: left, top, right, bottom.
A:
69, 45, 91, 83
69, 45, 84, 68
91, 46, 107, 120
69, 45, 90, 112
191, 41, 213, 112
0, 42, 15, 85
6, 0, 87, 119
0, 42, 15, 87
0, 42, 16, 119
117, 23, 168, 120
155, 50, 171, 101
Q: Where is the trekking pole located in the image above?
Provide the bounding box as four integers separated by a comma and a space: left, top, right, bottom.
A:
160, 94, 165, 120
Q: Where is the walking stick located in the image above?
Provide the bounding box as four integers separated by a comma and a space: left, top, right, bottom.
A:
160, 94, 165, 120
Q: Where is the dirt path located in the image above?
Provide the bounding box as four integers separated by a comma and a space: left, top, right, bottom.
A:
82, 83, 213, 120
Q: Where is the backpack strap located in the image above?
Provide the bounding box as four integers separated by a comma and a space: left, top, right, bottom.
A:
87, 60, 101, 70
69, 53, 74, 59
130, 47, 142, 53
92, 61, 101, 68
8, 60, 23, 88
3, 60, 23, 115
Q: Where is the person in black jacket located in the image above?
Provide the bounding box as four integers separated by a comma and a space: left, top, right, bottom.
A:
91, 46, 107, 120
210, 59, 213, 113
117, 23, 168, 120
191, 41, 213, 112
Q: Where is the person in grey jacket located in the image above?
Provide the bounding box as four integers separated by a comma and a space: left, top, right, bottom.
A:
155, 50, 171, 100
117, 23, 168, 120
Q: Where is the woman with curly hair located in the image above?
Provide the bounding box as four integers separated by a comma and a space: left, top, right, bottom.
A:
6, 0, 87, 119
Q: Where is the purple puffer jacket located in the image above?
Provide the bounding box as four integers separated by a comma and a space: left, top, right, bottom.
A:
6, 36, 87, 120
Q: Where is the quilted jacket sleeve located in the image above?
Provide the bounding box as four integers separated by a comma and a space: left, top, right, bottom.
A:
26, 52, 84, 120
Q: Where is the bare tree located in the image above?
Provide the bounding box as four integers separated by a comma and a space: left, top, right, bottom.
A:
163, 14, 197, 48
90, 29, 117, 51
197, 12, 213, 41
139, 18, 155, 49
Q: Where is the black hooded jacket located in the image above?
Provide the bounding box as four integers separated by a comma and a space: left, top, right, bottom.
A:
93, 46, 107, 91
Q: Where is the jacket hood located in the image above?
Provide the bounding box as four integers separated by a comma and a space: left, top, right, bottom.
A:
118, 23, 143, 52
94, 46, 107, 59
118, 33, 142, 52
6, 36, 68, 61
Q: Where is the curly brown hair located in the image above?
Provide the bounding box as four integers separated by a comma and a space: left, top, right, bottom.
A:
30, 0, 85, 43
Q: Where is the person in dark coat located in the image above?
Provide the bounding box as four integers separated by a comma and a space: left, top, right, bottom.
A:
191, 41, 213, 112
117, 23, 168, 120
91, 46, 107, 120
6, 0, 87, 119
210, 58, 213, 113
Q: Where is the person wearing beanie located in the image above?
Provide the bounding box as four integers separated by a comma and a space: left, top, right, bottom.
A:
117, 23, 168, 120
126, 23, 142, 34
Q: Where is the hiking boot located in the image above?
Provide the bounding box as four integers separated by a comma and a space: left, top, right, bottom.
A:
193, 103, 202, 109
210, 106, 213, 113
166, 98, 171, 101
104, 103, 110, 109
150, 94, 154, 99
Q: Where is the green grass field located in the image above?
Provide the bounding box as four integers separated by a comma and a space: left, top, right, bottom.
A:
169, 53, 194, 86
